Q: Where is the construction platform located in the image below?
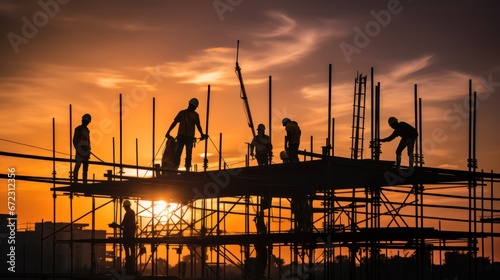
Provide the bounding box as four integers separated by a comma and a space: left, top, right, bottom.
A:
51, 155, 486, 202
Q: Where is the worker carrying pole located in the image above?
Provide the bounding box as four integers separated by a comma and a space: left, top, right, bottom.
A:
235, 40, 256, 138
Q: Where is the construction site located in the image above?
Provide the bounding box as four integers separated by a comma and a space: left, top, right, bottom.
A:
1, 64, 500, 280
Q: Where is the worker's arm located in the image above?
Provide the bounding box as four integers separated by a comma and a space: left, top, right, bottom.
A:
250, 138, 255, 157
165, 120, 178, 138
380, 130, 397, 142
196, 121, 208, 140
73, 127, 80, 148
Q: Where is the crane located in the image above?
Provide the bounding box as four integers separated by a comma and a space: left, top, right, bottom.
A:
235, 40, 256, 138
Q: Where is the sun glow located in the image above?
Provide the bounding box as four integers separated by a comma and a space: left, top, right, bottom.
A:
137, 200, 186, 225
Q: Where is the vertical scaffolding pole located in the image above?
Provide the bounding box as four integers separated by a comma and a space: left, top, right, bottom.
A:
120, 93, 123, 181
419, 98, 424, 228
413, 84, 421, 280
269, 75, 272, 164
490, 170, 495, 280
136, 139, 139, 177
204, 85, 211, 172
152, 97, 156, 176
414, 84, 419, 167
52, 117, 56, 275
327, 64, 332, 155
467, 80, 479, 279
374, 83, 381, 160
331, 118, 335, 156
370, 67, 374, 158
473, 91, 478, 278
219, 133, 223, 170
91, 195, 96, 276
69, 105, 74, 277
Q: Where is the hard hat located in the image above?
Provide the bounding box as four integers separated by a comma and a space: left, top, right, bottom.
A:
123, 200, 131, 207
189, 98, 199, 107
257, 124, 265, 130
388, 117, 398, 126
282, 118, 290, 126
82, 113, 92, 122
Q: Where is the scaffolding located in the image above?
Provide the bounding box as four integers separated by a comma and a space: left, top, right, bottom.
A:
1, 73, 500, 280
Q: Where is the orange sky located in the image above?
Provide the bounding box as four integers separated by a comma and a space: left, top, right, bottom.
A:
1, 0, 499, 264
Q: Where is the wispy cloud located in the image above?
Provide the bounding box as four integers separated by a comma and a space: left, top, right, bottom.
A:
388, 55, 435, 81
157, 12, 344, 86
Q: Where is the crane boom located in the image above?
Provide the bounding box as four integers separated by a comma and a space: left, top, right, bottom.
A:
235, 40, 256, 138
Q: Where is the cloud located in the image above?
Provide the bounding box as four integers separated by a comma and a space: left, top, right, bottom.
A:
156, 12, 345, 87
387, 55, 435, 81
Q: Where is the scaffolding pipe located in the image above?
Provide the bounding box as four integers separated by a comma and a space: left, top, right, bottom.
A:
69, 104, 74, 277
204, 85, 211, 172
120, 93, 123, 181
328, 64, 332, 153
152, 97, 156, 176
269, 75, 272, 164
52, 117, 56, 275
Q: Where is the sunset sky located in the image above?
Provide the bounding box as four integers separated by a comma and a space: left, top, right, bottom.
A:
1, 0, 499, 263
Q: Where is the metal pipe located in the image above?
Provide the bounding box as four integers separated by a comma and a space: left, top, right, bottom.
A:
473, 91, 478, 278
467, 79, 473, 279
371, 67, 374, 159
269, 75, 272, 164
69, 104, 74, 277
136, 138, 139, 177
113, 137, 116, 177
204, 85, 211, 172
414, 84, 419, 165
419, 98, 424, 230
51, 118, 57, 275
152, 97, 156, 177
219, 133, 222, 170
331, 118, 335, 156
328, 64, 332, 152
91, 195, 96, 275
120, 93, 123, 181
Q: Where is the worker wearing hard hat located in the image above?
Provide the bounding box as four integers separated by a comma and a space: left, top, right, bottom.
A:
282, 118, 301, 163
165, 98, 208, 171
250, 123, 273, 166
72, 113, 91, 184
121, 200, 136, 274
108, 199, 137, 274
379, 116, 418, 169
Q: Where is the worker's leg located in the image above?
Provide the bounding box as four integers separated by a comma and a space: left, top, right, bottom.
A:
123, 238, 135, 274
73, 155, 82, 183
82, 159, 89, 184
288, 143, 300, 163
406, 138, 415, 168
256, 154, 267, 166
184, 137, 195, 171
395, 139, 406, 169
173, 136, 186, 168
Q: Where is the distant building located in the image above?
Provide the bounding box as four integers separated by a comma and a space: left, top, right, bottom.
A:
1, 219, 106, 275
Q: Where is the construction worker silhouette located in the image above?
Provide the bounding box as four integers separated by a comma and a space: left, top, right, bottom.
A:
379, 116, 418, 169
73, 114, 91, 184
165, 98, 207, 171
108, 200, 137, 274
250, 124, 273, 166
282, 118, 301, 163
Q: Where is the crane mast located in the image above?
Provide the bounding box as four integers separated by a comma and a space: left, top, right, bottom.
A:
235, 40, 256, 138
